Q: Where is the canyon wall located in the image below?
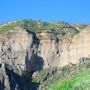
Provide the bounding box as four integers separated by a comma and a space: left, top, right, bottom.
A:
0, 26, 90, 73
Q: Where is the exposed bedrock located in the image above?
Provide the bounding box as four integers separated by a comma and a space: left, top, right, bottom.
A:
0, 26, 90, 74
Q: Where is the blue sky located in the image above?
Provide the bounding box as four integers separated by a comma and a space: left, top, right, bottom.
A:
0, 0, 90, 24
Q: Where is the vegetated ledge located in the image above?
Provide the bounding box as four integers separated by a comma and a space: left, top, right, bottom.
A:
0, 20, 88, 40
32, 57, 90, 90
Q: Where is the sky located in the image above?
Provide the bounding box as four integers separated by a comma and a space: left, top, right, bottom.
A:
0, 0, 90, 24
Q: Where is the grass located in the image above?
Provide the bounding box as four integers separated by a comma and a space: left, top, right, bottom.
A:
72, 25, 88, 33
47, 58, 90, 90
0, 20, 86, 40
0, 21, 21, 33
32, 68, 50, 82
19, 20, 80, 39
78, 25, 87, 30
32, 58, 90, 90
51, 68, 90, 90
20, 20, 53, 32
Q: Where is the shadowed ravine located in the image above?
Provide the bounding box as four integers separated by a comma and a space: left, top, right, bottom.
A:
0, 30, 44, 90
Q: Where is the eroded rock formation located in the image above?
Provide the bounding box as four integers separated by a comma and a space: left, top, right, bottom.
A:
0, 21, 90, 90
0, 26, 90, 72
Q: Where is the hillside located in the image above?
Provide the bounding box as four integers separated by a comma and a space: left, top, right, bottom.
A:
0, 20, 90, 90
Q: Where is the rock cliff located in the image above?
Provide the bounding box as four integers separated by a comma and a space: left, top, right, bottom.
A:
0, 21, 89, 72
0, 64, 10, 90
0, 20, 90, 89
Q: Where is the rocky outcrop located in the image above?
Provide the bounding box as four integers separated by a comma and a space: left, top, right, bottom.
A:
0, 21, 90, 89
0, 26, 90, 73
0, 27, 42, 74
37, 26, 90, 68
0, 64, 10, 90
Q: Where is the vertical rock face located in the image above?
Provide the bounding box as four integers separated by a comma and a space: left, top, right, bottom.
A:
37, 39, 60, 69
66, 27, 90, 65
0, 64, 10, 90
0, 23, 90, 89
0, 26, 90, 72
36, 26, 90, 68
0, 27, 39, 73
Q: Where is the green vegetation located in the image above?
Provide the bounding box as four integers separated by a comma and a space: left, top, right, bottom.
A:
20, 20, 54, 32
72, 24, 88, 33
0, 21, 21, 33
32, 68, 52, 82
51, 68, 90, 90
32, 58, 90, 90
0, 20, 53, 33
48, 58, 90, 90
0, 20, 87, 39
78, 25, 87, 30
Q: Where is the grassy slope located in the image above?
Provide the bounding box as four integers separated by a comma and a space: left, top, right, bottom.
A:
0, 20, 85, 39
0, 21, 21, 33
32, 58, 90, 90
48, 58, 90, 90
51, 68, 90, 90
